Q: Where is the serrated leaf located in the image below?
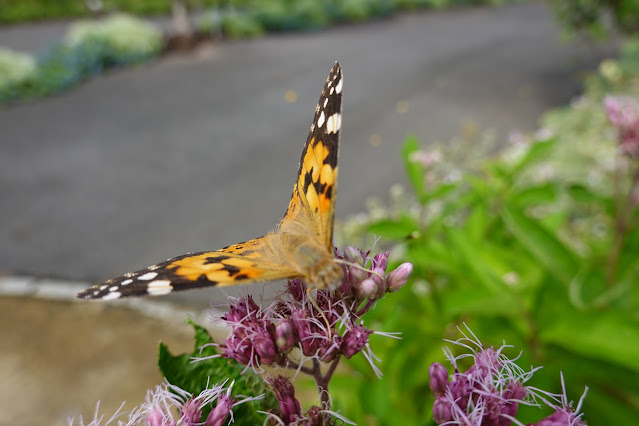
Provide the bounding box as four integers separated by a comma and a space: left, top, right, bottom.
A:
158, 319, 278, 424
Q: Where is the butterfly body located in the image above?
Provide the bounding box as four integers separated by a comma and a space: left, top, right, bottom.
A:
77, 62, 343, 300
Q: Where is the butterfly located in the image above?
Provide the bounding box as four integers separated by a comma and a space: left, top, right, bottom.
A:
77, 62, 344, 301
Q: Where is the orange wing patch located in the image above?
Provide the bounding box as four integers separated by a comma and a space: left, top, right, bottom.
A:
168, 253, 264, 283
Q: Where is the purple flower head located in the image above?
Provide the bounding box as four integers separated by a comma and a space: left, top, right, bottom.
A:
430, 327, 590, 426
340, 324, 373, 359
604, 95, 639, 157
268, 376, 302, 424
430, 327, 536, 425
179, 398, 202, 425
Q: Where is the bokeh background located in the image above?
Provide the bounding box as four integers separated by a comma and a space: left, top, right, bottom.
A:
1, 0, 637, 424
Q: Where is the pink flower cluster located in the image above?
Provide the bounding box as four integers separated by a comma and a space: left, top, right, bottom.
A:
216, 247, 412, 374
210, 246, 412, 424
429, 329, 587, 426
69, 381, 256, 426
604, 95, 639, 157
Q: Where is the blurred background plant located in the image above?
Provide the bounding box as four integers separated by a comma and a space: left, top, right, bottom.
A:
550, 0, 639, 40
328, 36, 639, 425
0, 0, 522, 23
0, 14, 162, 104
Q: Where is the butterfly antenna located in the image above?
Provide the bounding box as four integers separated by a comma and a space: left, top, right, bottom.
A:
306, 288, 333, 341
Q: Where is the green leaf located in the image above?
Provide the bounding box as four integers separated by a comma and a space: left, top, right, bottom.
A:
502, 203, 578, 285
539, 309, 639, 373
158, 319, 277, 424
401, 135, 424, 201
509, 138, 557, 177
510, 183, 558, 207
447, 230, 504, 293
566, 184, 614, 214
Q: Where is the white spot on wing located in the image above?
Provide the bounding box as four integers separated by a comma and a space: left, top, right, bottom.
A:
102, 292, 121, 300
147, 280, 173, 296
139, 272, 158, 281
100, 285, 107, 290
335, 77, 343, 94
330, 87, 334, 95
323, 98, 328, 107
109, 286, 119, 292
317, 111, 325, 127
326, 113, 342, 134
121, 279, 133, 285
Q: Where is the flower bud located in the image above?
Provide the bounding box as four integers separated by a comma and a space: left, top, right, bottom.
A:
428, 362, 449, 396
204, 394, 234, 426
275, 320, 296, 353
269, 376, 302, 424
358, 278, 379, 300
254, 333, 279, 365
433, 398, 453, 424
344, 246, 363, 264
387, 263, 413, 292
371, 267, 386, 286
373, 251, 389, 271
348, 265, 367, 284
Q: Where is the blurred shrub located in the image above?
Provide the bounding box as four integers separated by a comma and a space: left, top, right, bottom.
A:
196, 9, 223, 36
331, 38, 639, 424
0, 0, 219, 22
0, 14, 162, 105
550, 0, 639, 39
334, 0, 396, 22
0, 48, 36, 103
66, 13, 163, 63
221, 12, 264, 39
251, 0, 331, 32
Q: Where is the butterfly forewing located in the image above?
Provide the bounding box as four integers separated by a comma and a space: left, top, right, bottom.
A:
77, 63, 342, 300
283, 62, 342, 248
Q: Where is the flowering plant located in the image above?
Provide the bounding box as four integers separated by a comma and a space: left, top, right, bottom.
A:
70, 246, 413, 425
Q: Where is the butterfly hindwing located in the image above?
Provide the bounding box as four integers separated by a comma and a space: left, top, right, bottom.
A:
76, 235, 300, 299
283, 62, 342, 248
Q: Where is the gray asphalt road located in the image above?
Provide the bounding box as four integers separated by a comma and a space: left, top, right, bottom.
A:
0, 3, 616, 304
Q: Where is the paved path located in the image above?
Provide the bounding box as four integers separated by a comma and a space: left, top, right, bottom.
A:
0, 3, 616, 308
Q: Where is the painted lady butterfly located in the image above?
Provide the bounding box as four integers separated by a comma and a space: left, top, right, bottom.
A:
77, 62, 343, 300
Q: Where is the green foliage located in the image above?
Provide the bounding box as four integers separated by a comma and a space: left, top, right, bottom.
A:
550, 0, 639, 39
66, 13, 163, 61
0, 14, 162, 105
0, 0, 525, 24
0, 0, 220, 22
221, 12, 265, 39
158, 318, 278, 424
0, 48, 35, 103
332, 40, 639, 425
